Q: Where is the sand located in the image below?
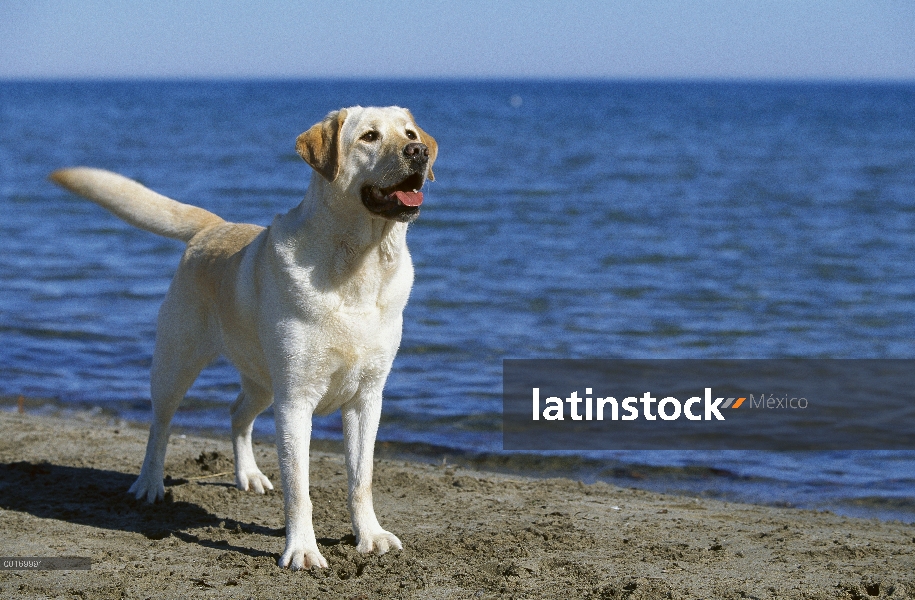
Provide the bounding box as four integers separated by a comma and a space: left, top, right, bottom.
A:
0, 410, 913, 599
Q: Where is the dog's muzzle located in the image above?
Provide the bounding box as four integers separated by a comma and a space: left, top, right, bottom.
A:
360, 143, 430, 222
403, 142, 429, 166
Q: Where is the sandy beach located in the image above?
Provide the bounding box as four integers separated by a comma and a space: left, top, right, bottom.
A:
1, 410, 913, 599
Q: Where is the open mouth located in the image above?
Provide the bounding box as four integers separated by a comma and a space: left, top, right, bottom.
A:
360, 172, 425, 222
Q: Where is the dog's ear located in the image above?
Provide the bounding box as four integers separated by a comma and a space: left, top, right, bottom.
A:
406, 111, 438, 182
415, 125, 438, 181
296, 109, 348, 182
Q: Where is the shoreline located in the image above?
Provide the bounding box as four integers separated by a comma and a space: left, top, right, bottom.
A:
4, 395, 915, 526
1, 411, 914, 598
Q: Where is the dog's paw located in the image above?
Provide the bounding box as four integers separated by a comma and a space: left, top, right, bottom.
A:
236, 469, 274, 494
128, 473, 164, 503
356, 529, 402, 555
278, 544, 328, 570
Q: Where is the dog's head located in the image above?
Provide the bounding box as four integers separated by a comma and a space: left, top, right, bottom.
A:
296, 106, 438, 223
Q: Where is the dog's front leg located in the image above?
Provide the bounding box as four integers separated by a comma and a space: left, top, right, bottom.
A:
342, 394, 402, 555
274, 398, 328, 569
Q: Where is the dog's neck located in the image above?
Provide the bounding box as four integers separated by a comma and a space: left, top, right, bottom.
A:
277, 175, 409, 279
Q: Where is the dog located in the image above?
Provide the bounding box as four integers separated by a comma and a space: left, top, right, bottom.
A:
49, 106, 437, 570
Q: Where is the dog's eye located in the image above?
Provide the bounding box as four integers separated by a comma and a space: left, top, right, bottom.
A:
360, 131, 379, 142
405, 130, 417, 140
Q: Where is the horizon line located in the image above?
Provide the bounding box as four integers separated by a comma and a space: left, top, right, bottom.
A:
3, 75, 914, 86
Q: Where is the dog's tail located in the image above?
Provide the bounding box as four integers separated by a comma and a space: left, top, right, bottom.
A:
49, 167, 225, 243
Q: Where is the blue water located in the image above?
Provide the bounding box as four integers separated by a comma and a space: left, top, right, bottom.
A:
2, 80, 915, 521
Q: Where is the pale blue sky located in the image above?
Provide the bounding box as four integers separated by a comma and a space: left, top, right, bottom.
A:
2, 1, 913, 80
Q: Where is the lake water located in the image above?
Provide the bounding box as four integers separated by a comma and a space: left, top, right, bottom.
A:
2, 80, 914, 521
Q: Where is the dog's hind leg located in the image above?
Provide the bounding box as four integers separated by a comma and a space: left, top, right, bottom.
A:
230, 376, 274, 493
129, 299, 216, 503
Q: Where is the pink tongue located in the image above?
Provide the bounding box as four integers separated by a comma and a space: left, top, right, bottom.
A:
391, 190, 423, 207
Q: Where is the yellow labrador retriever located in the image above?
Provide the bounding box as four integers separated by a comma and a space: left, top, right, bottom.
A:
50, 106, 437, 570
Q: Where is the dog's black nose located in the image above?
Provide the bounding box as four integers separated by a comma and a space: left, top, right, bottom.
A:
403, 143, 429, 162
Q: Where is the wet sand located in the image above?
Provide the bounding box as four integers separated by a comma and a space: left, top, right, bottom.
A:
1, 411, 913, 599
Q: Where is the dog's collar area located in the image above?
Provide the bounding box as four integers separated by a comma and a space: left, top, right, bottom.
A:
360, 172, 424, 222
